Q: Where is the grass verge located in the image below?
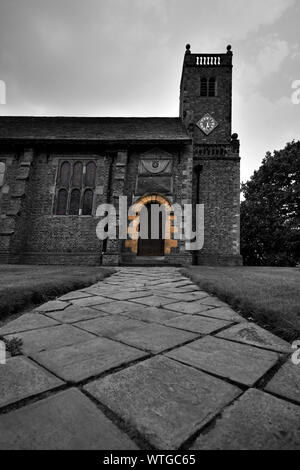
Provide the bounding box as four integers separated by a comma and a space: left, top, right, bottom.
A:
181, 266, 300, 343
0, 264, 114, 321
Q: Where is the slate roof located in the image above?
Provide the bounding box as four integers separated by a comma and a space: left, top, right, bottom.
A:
0, 117, 190, 143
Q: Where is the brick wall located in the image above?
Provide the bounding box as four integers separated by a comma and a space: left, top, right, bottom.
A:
11, 149, 111, 265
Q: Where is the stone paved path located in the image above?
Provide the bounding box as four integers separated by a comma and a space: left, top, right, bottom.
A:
0, 268, 299, 450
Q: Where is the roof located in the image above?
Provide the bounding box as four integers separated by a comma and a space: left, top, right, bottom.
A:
0, 116, 190, 143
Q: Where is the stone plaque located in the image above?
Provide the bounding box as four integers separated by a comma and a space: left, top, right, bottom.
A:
136, 176, 172, 195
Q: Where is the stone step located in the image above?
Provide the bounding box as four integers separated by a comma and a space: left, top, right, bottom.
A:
120, 255, 181, 267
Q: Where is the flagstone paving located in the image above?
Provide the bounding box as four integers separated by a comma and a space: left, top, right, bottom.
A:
0, 267, 298, 450
0, 313, 59, 336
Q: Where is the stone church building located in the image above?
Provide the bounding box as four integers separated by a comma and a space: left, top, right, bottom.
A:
0, 45, 242, 266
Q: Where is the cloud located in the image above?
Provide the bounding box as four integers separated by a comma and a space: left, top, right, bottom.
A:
215, 0, 295, 39
256, 36, 290, 76
236, 35, 290, 94
234, 87, 300, 182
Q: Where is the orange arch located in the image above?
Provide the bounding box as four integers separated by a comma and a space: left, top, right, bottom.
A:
125, 194, 178, 255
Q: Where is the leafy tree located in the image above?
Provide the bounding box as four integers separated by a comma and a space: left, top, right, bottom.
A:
241, 141, 300, 266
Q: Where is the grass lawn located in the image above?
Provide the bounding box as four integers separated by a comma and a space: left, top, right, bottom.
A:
0, 264, 114, 321
181, 266, 300, 342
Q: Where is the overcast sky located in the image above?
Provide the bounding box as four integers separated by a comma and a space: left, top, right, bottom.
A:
0, 0, 299, 182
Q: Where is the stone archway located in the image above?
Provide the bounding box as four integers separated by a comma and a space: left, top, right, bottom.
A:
125, 194, 178, 256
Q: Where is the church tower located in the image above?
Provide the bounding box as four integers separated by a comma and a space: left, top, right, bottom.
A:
180, 44, 242, 265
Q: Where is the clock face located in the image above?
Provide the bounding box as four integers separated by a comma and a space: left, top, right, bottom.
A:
197, 113, 218, 135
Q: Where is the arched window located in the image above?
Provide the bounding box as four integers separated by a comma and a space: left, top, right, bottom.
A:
0, 162, 5, 188
85, 161, 96, 187
82, 189, 94, 215
69, 189, 81, 215
57, 189, 68, 215
209, 77, 217, 97
200, 78, 208, 97
59, 161, 71, 186
55, 159, 96, 215
72, 161, 83, 187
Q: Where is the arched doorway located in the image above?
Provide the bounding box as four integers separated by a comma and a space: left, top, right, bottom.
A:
125, 194, 178, 257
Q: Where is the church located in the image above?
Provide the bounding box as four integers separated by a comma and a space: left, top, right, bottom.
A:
0, 44, 242, 266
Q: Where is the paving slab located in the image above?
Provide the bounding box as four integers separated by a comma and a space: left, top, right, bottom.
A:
70, 296, 115, 307
0, 356, 64, 408
197, 296, 230, 308
5, 324, 95, 355
90, 300, 138, 314
130, 295, 176, 308
152, 285, 201, 293
0, 388, 138, 450
82, 286, 134, 295
191, 389, 300, 450
85, 356, 241, 450
163, 315, 233, 335
0, 313, 59, 336
32, 337, 147, 382
57, 291, 93, 301
164, 300, 215, 315
194, 306, 244, 322
111, 322, 198, 353
45, 305, 108, 323
174, 286, 202, 292
152, 291, 209, 302
217, 322, 291, 353
142, 289, 183, 299
119, 306, 183, 324
90, 300, 182, 323
265, 361, 300, 404
145, 279, 172, 286
101, 291, 152, 301
167, 336, 280, 386
75, 315, 147, 339
35, 300, 70, 313
155, 280, 193, 289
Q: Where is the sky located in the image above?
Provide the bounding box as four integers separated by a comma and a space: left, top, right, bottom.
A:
0, 0, 299, 183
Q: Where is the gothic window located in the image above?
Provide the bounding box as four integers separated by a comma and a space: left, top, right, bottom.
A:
200, 77, 217, 97
0, 162, 6, 187
85, 162, 96, 187
57, 188, 68, 215
69, 189, 81, 215
59, 161, 71, 186
72, 161, 83, 187
55, 160, 96, 215
82, 189, 94, 215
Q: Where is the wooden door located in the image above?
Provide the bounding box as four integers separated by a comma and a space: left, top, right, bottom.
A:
138, 203, 164, 256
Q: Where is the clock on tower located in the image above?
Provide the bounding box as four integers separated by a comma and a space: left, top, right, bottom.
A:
196, 113, 218, 135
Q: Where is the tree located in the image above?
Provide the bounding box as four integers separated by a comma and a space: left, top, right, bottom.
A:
241, 141, 300, 266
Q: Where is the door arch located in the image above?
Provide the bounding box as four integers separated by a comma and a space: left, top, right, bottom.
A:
125, 194, 178, 256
